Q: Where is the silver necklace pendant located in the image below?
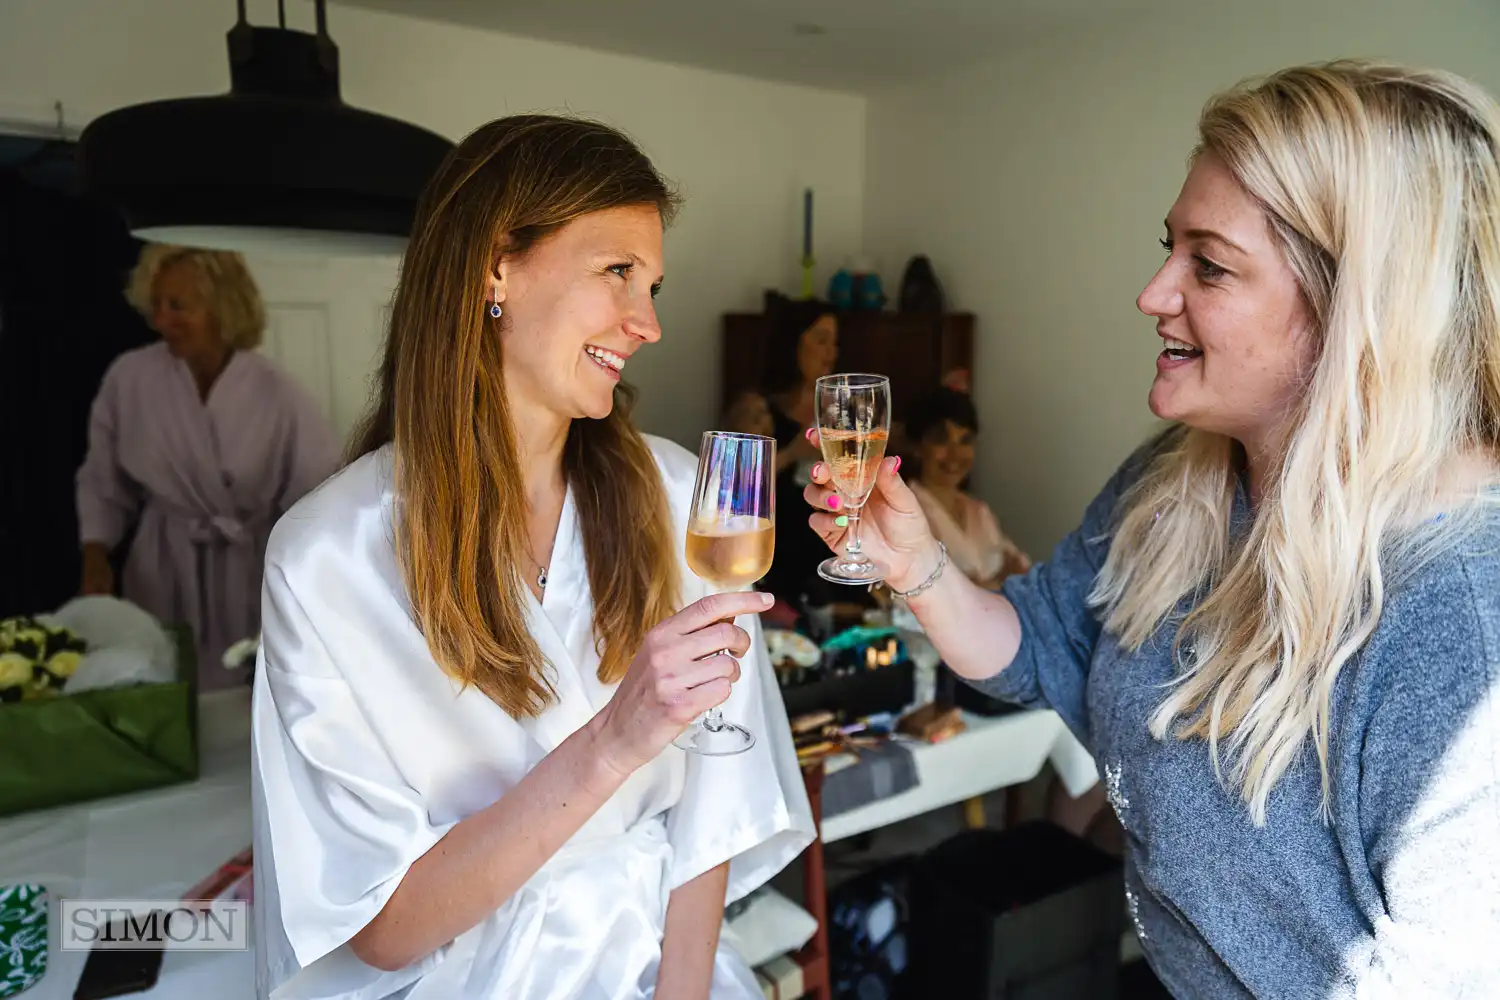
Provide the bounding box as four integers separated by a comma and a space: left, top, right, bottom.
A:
537, 567, 548, 589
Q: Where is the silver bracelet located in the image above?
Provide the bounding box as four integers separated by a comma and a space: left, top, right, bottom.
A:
889, 543, 948, 600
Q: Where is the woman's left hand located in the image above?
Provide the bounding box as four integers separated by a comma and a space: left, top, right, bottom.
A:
803, 438, 942, 593
80, 544, 114, 596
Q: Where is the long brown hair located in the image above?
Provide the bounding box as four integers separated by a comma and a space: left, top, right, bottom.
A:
350, 115, 682, 718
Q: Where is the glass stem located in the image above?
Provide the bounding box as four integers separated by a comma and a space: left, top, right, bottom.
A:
702, 623, 731, 732
844, 506, 869, 565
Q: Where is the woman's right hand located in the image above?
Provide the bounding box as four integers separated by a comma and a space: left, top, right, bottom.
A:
592, 590, 773, 777
80, 545, 115, 596
803, 440, 942, 593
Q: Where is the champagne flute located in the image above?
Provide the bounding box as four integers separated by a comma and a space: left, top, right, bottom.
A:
815, 373, 891, 586
674, 431, 775, 756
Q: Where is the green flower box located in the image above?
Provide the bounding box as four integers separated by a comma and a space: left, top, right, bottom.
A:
0, 626, 199, 817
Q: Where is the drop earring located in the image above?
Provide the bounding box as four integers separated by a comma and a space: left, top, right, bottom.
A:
488, 301, 503, 319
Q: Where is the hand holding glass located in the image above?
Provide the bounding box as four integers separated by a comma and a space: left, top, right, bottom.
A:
675, 431, 775, 755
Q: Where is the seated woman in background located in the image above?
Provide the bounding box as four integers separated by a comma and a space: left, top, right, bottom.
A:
905, 388, 1102, 837
722, 389, 804, 630
906, 388, 1031, 589
75, 245, 338, 689
763, 299, 839, 445
758, 299, 841, 604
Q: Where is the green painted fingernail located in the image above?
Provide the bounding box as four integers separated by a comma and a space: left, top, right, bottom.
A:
835, 515, 849, 527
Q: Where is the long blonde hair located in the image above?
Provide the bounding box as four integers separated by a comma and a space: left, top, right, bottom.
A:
350, 115, 682, 719
1091, 61, 1500, 823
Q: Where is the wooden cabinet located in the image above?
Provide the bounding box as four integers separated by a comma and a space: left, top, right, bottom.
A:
720, 309, 974, 422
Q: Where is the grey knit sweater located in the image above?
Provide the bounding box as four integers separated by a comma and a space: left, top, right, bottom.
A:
975, 443, 1500, 998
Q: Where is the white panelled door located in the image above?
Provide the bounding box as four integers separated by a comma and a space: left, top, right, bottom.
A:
242, 254, 401, 445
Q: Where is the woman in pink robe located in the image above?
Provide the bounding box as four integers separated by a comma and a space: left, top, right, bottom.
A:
76, 245, 338, 690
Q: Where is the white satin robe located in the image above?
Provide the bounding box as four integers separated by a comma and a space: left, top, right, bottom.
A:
250, 436, 815, 1000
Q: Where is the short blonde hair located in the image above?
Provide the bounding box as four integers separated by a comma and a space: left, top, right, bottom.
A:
125, 244, 266, 350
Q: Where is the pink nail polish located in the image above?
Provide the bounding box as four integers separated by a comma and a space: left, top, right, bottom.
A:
804, 427, 816, 441
892, 456, 902, 475
812, 463, 824, 478
828, 495, 841, 510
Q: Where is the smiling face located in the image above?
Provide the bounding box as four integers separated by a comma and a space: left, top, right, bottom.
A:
797, 315, 839, 384
493, 204, 665, 422
1137, 152, 1318, 455
151, 259, 223, 363
918, 419, 976, 491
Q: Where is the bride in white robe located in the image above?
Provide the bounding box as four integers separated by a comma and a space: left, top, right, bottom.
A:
250, 115, 815, 1000
251, 438, 813, 1000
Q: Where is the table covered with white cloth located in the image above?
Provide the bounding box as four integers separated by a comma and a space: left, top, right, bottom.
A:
0, 689, 256, 1000
0, 689, 1095, 999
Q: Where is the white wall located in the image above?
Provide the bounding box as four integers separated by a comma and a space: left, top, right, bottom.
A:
0, 0, 866, 447
863, 0, 1500, 556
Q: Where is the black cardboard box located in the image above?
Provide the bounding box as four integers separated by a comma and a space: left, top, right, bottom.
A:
906, 821, 1125, 999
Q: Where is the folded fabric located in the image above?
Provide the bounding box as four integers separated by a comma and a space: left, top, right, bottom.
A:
721, 887, 818, 968
822, 741, 920, 818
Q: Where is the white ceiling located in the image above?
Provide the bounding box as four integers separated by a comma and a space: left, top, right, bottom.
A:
333, 0, 1158, 92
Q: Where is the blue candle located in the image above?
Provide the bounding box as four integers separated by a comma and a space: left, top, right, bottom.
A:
803, 188, 813, 259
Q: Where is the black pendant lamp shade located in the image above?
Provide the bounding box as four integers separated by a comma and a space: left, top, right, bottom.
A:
77, 0, 453, 254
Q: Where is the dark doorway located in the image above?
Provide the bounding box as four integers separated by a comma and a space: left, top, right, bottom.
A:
0, 133, 153, 617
